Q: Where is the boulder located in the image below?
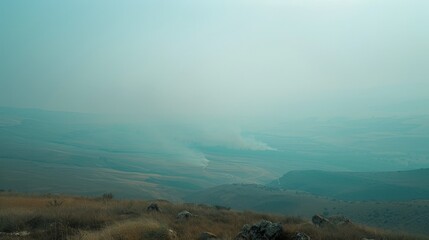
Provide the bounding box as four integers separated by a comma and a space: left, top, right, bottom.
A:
312, 215, 331, 227
199, 231, 218, 240
146, 203, 160, 212
177, 210, 192, 220
167, 229, 178, 239
235, 220, 283, 240
293, 232, 311, 240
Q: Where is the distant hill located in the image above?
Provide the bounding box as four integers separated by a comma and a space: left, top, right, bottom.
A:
269, 168, 429, 201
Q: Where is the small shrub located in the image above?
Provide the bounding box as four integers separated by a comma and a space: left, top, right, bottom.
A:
44, 221, 78, 240
101, 193, 114, 201
214, 205, 231, 211
47, 199, 63, 207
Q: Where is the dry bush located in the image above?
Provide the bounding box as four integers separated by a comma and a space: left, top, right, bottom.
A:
76, 219, 168, 240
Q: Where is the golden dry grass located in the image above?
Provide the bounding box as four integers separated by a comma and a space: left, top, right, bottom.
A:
75, 219, 168, 240
0, 193, 427, 240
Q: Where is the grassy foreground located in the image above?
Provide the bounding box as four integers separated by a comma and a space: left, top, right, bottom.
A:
0, 193, 427, 240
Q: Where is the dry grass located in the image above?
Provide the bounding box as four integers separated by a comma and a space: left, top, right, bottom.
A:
0, 193, 427, 240
75, 219, 168, 240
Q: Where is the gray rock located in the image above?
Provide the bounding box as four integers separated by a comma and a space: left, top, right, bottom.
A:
177, 210, 192, 220
293, 232, 311, 240
199, 231, 218, 240
235, 220, 283, 240
167, 229, 178, 239
0, 231, 30, 237
147, 203, 160, 212
312, 215, 331, 227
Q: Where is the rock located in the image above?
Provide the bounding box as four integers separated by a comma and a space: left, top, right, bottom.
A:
147, 203, 161, 212
328, 215, 351, 226
312, 215, 331, 227
312, 215, 352, 228
18, 231, 30, 236
167, 229, 178, 239
293, 232, 311, 240
199, 231, 218, 240
235, 220, 283, 240
177, 210, 192, 220
0, 231, 30, 237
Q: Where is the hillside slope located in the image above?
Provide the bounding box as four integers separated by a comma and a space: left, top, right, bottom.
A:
187, 184, 429, 236
269, 169, 429, 201
1, 193, 427, 240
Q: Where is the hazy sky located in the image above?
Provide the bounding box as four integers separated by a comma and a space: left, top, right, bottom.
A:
1, 0, 428, 121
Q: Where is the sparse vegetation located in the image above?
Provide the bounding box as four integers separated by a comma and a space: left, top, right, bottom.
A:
47, 199, 64, 207
101, 193, 114, 202
1, 193, 427, 240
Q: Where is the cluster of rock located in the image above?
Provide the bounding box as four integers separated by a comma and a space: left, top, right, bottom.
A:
292, 232, 311, 240
177, 210, 193, 220
146, 202, 302, 240
147, 203, 194, 220
235, 220, 284, 240
147, 202, 368, 240
10, 200, 372, 240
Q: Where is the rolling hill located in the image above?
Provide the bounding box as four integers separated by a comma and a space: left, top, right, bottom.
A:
269, 168, 429, 201
187, 183, 429, 235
